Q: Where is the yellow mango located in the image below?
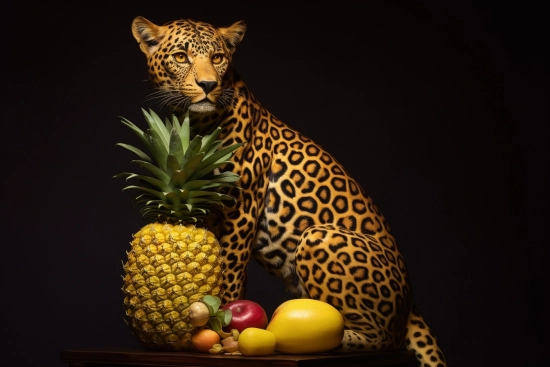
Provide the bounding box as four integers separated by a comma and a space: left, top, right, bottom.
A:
266, 299, 345, 354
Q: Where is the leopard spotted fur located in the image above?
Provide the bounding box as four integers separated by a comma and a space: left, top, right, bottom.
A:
131, 16, 447, 367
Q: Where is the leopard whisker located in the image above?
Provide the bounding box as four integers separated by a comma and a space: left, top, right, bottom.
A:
143, 88, 192, 112
217, 89, 240, 108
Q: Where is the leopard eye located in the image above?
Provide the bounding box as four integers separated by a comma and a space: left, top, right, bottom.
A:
173, 52, 188, 63
212, 54, 224, 65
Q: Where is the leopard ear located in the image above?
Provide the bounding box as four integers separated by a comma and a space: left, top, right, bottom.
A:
218, 20, 246, 54
132, 16, 166, 56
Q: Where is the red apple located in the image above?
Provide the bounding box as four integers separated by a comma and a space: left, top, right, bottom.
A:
221, 300, 268, 332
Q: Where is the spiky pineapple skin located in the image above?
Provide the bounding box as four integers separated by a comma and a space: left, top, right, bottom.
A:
122, 222, 223, 350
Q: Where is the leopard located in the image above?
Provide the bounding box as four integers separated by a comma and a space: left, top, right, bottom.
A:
131, 16, 447, 367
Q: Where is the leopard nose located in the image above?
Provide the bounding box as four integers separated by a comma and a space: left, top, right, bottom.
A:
197, 80, 217, 94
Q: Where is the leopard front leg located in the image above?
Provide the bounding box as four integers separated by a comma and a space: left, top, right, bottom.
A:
295, 224, 411, 352
216, 205, 260, 305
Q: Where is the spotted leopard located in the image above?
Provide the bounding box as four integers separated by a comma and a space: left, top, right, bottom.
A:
131, 16, 447, 367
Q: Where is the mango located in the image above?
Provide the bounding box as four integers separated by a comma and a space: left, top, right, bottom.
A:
266, 299, 345, 354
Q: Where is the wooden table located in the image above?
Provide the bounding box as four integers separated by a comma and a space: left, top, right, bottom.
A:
60, 348, 416, 367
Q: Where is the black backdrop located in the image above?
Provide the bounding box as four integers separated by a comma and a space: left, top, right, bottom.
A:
5, 1, 548, 366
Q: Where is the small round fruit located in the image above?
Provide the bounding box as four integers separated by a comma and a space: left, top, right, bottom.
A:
238, 327, 276, 356
191, 329, 221, 353
266, 299, 345, 354
221, 299, 268, 332
188, 302, 211, 327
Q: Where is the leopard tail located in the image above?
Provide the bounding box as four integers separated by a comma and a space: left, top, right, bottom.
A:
405, 303, 448, 367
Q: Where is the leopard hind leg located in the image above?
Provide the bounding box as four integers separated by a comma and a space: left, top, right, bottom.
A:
295, 224, 409, 353
335, 329, 380, 353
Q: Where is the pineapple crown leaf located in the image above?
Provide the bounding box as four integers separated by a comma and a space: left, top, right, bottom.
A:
209, 171, 241, 183
202, 141, 223, 161
119, 116, 155, 155
168, 170, 187, 188
116, 160, 170, 183
181, 115, 191, 152
166, 154, 181, 176
191, 142, 245, 180
142, 108, 170, 148
145, 129, 169, 170
116, 143, 152, 163
164, 115, 173, 132
187, 191, 227, 200
199, 127, 221, 154
138, 160, 171, 182
122, 185, 166, 201
183, 135, 203, 164
124, 173, 172, 193
168, 112, 190, 152
119, 114, 168, 171
181, 179, 210, 190
182, 151, 205, 178
168, 128, 184, 165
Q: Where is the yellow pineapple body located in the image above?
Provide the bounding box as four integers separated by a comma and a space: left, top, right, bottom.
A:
122, 222, 223, 350
116, 109, 241, 350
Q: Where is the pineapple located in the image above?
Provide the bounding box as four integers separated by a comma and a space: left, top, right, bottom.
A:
115, 108, 241, 350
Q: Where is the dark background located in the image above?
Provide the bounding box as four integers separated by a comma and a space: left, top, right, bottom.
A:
5, 1, 548, 366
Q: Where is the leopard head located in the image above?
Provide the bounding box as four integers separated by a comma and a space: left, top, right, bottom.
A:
131, 17, 246, 113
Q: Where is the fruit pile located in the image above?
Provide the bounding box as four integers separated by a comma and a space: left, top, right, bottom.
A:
188, 297, 345, 356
